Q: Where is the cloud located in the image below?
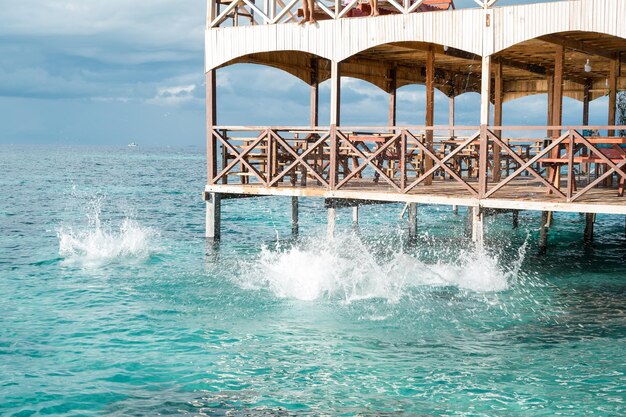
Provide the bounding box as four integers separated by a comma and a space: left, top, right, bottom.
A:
147, 84, 198, 106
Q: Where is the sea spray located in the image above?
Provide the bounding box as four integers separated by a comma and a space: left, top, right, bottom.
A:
58, 197, 158, 266
231, 233, 525, 302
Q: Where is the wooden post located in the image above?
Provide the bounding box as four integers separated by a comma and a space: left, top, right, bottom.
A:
479, 55, 491, 197
512, 210, 519, 229
206, 0, 216, 29
547, 74, 554, 138
206, 69, 217, 185
472, 206, 484, 247
408, 203, 418, 239
584, 212, 595, 243
539, 211, 550, 253
452, 205, 458, 215
291, 196, 299, 237
583, 80, 591, 178
389, 66, 397, 128
448, 95, 455, 138
552, 45, 564, 139
330, 61, 341, 126
329, 61, 341, 190
352, 206, 359, 228
608, 54, 618, 136
425, 47, 435, 186
327, 207, 336, 238
310, 58, 319, 127
493, 58, 503, 182
583, 80, 591, 127
205, 192, 221, 240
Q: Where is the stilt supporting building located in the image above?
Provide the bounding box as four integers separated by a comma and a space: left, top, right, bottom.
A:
204, 0, 626, 249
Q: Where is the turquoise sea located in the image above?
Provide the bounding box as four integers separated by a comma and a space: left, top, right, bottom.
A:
1, 145, 625, 416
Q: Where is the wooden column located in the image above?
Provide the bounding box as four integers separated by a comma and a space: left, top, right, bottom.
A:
448, 95, 455, 138
206, 69, 217, 185
425, 47, 435, 186
329, 61, 341, 189
310, 58, 319, 127
493, 58, 503, 182
583, 80, 591, 127
479, 55, 492, 197
330, 61, 341, 126
608, 54, 619, 136
552, 45, 564, 138
389, 66, 397, 128
205, 192, 221, 240
512, 210, 519, 229
547, 74, 554, 138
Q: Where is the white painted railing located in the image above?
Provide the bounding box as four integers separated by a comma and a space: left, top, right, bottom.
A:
207, 0, 499, 29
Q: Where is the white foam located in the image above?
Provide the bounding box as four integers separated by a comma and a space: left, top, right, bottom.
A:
233, 234, 523, 302
58, 199, 157, 266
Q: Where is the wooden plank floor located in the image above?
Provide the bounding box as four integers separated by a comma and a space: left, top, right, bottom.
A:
205, 177, 626, 215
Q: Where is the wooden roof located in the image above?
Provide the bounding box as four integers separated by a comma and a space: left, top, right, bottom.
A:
224, 30, 625, 102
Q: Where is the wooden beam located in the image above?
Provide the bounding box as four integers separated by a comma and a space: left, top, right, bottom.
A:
493, 58, 503, 182
325, 198, 397, 208
608, 53, 618, 136
497, 57, 586, 86
389, 66, 397, 127
425, 47, 435, 186
538, 34, 614, 60
206, 69, 217, 184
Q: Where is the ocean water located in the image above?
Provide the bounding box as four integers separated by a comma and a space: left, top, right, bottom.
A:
1, 145, 625, 416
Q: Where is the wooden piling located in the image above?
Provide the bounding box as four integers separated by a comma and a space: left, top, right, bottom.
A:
539, 211, 550, 253
472, 206, 484, 247
512, 210, 519, 229
291, 196, 299, 237
352, 206, 359, 228
327, 207, 336, 238
408, 203, 418, 239
584, 212, 595, 243
205, 192, 221, 240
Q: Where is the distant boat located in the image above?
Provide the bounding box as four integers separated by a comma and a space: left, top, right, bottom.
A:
128, 142, 138, 148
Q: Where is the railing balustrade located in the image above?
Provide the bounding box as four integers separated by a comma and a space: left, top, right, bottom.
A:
207, 0, 490, 29
207, 125, 626, 203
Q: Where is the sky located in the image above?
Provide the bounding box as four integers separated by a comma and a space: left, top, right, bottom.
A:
0, 0, 611, 146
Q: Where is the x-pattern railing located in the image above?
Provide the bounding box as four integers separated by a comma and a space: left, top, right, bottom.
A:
485, 127, 626, 202
212, 127, 333, 187
207, 0, 466, 28
209, 125, 626, 204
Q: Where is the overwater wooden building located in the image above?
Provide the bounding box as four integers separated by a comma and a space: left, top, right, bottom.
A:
203, 0, 626, 247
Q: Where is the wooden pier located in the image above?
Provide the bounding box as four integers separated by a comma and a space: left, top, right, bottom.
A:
203, 0, 626, 247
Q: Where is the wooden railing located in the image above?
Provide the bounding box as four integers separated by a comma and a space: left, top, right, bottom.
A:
206, 0, 493, 29
207, 125, 626, 202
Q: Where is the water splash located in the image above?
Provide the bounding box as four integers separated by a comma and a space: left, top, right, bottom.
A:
58, 198, 157, 266
232, 234, 523, 302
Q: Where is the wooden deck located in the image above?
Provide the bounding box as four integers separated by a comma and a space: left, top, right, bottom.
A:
206, 176, 626, 215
